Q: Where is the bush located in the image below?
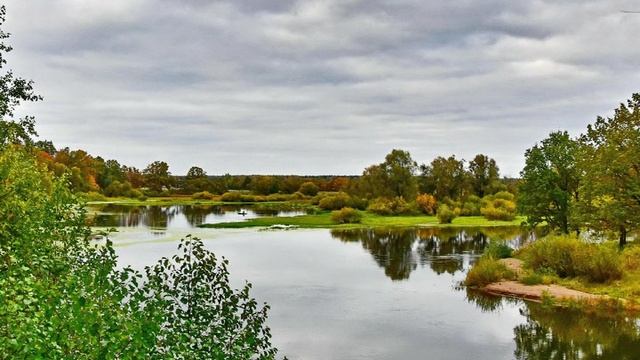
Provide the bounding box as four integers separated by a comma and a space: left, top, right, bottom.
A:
298, 181, 319, 196
292, 191, 306, 200
622, 245, 640, 271
493, 191, 515, 201
437, 204, 459, 224
318, 192, 352, 210
331, 207, 362, 224
82, 191, 107, 201
460, 195, 482, 216
520, 236, 622, 283
220, 191, 243, 202
367, 197, 412, 215
191, 191, 215, 200
481, 194, 516, 221
484, 242, 513, 259
582, 245, 623, 283
129, 189, 145, 200
465, 257, 515, 287
521, 235, 582, 278
415, 193, 437, 215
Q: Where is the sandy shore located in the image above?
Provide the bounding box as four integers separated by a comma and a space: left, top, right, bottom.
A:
481, 258, 605, 303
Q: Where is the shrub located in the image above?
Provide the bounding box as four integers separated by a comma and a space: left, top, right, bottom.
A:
82, 191, 107, 201
521, 235, 582, 277
481, 194, 516, 221
129, 189, 145, 200
622, 245, 640, 271
292, 191, 306, 200
460, 195, 482, 216
415, 193, 437, 215
465, 257, 515, 287
265, 193, 290, 202
349, 196, 369, 210
437, 204, 459, 224
318, 192, 352, 210
581, 245, 623, 283
367, 197, 412, 215
331, 207, 362, 224
484, 242, 513, 259
191, 191, 215, 200
493, 191, 515, 201
298, 181, 319, 196
520, 236, 623, 283
220, 191, 243, 202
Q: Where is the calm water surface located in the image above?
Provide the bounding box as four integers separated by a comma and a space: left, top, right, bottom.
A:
90, 205, 640, 360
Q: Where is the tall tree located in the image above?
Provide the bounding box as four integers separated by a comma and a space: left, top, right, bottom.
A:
356, 149, 418, 200
420, 155, 469, 200
576, 94, 640, 246
518, 131, 580, 234
143, 161, 172, 192
468, 154, 500, 197
186, 166, 206, 179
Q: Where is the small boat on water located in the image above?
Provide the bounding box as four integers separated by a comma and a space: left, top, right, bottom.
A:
237, 210, 248, 216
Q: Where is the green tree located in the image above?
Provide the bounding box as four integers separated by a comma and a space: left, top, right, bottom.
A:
298, 181, 319, 196
182, 166, 211, 194
356, 149, 418, 200
420, 155, 469, 200
97, 158, 125, 189
143, 160, 172, 192
518, 131, 580, 234
468, 154, 500, 197
186, 166, 206, 179
34, 139, 56, 155
251, 175, 279, 195
576, 94, 640, 246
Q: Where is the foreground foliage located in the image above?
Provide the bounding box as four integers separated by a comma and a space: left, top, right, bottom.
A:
0, 146, 279, 358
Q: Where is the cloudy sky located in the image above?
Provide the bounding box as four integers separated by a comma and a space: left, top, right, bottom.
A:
4, 0, 640, 176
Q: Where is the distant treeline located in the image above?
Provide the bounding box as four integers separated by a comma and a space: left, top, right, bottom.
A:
30, 140, 517, 201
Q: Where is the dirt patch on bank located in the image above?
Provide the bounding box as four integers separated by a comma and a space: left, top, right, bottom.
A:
482, 258, 605, 303
483, 281, 603, 302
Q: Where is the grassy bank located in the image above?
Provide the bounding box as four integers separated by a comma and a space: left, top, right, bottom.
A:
199, 212, 526, 229
466, 235, 640, 310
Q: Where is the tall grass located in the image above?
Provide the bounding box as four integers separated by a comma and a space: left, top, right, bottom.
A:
465, 257, 515, 287
519, 235, 622, 283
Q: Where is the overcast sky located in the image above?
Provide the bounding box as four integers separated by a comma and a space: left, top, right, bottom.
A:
4, 0, 640, 176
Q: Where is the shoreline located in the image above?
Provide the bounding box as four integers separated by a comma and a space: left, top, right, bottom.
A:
477, 258, 638, 312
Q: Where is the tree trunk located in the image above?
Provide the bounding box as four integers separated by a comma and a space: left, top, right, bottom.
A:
619, 226, 627, 248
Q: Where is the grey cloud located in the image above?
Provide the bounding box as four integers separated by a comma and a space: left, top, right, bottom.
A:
4, 0, 640, 176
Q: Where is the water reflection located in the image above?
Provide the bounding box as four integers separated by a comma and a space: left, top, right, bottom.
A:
464, 288, 640, 359
513, 304, 640, 359
330, 227, 540, 280
88, 204, 306, 230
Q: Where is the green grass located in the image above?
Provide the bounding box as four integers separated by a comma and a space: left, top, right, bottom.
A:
199, 212, 526, 229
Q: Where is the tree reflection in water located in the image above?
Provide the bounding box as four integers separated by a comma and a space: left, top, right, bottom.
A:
466, 288, 640, 359
330, 226, 537, 280
89, 204, 178, 230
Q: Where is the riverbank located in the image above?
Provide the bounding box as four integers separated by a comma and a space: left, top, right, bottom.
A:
476, 256, 640, 312
199, 212, 526, 229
